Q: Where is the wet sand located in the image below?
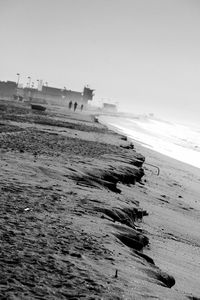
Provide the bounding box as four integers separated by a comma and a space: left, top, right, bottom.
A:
0, 100, 199, 299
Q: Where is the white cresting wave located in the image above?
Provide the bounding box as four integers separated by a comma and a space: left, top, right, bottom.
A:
99, 115, 200, 170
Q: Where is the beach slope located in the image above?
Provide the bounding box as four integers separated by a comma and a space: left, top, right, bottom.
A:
0, 101, 199, 299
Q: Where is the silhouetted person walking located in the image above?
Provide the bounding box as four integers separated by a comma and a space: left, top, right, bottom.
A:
74, 102, 77, 111
81, 104, 84, 111
68, 101, 72, 110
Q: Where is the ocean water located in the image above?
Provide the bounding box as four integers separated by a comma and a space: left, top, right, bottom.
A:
99, 115, 200, 169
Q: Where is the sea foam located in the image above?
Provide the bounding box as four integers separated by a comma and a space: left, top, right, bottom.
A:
99, 115, 200, 169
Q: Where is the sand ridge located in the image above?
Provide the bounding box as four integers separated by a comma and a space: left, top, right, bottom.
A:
0, 101, 199, 299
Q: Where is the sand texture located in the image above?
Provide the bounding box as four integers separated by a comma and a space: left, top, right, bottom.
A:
0, 100, 200, 299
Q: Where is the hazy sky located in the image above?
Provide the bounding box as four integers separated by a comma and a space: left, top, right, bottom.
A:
1, 0, 200, 124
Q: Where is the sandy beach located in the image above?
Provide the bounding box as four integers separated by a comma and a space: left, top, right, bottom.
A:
0, 100, 199, 299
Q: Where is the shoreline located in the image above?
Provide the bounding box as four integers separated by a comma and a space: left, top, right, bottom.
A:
129, 135, 200, 297
99, 114, 200, 297
0, 101, 199, 299
98, 114, 200, 171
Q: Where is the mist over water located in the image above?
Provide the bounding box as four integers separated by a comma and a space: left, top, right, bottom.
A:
99, 115, 200, 170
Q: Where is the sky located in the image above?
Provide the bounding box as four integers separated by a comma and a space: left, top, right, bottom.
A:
0, 0, 200, 125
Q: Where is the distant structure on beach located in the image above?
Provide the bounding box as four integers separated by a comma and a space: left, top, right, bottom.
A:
0, 80, 94, 110
102, 102, 118, 113
0, 81, 17, 99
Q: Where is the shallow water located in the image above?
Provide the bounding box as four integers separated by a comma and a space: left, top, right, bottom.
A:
99, 115, 200, 169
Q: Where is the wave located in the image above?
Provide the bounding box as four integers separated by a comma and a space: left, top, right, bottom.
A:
99, 115, 200, 169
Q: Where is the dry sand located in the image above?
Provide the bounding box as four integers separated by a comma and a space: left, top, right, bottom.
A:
0, 100, 199, 299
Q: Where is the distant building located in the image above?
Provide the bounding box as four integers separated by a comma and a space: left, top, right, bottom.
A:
40, 86, 91, 108
0, 80, 94, 109
38, 80, 43, 91
83, 87, 94, 102
149, 113, 154, 117
102, 103, 117, 113
23, 87, 47, 104
64, 90, 83, 104
0, 81, 17, 100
